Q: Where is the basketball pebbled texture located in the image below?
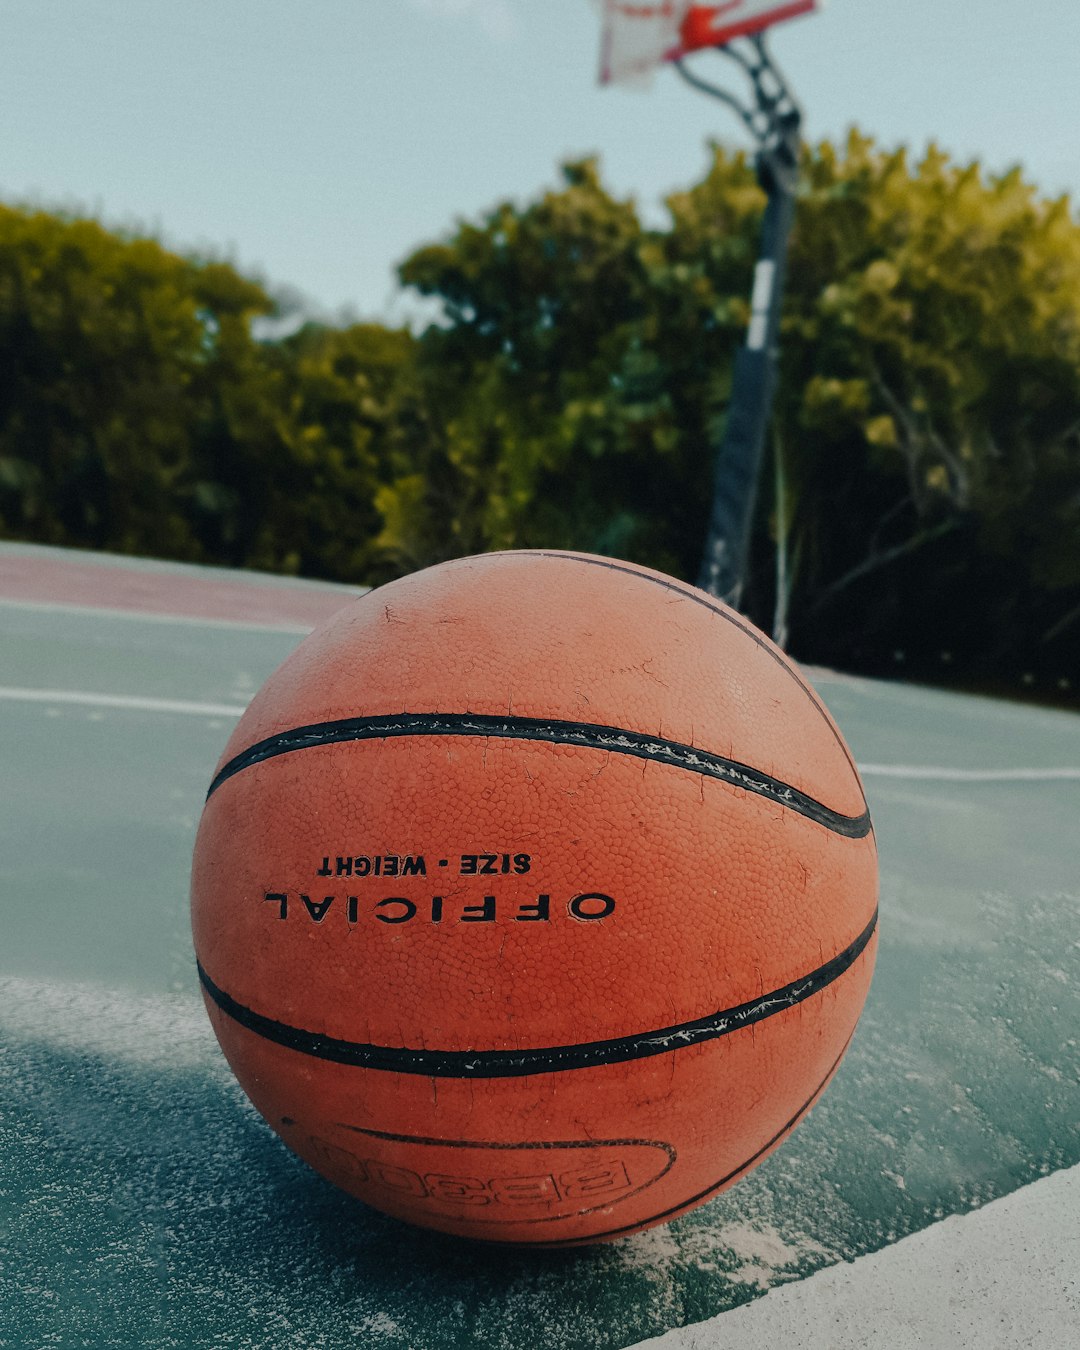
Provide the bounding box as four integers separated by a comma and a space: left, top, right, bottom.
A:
190, 550, 878, 1245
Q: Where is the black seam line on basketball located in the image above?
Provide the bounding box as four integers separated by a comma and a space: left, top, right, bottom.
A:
194, 905, 876, 1080
337, 1127, 677, 1161
205, 710, 871, 838
489, 549, 866, 798
360, 548, 865, 805
514, 1029, 856, 1247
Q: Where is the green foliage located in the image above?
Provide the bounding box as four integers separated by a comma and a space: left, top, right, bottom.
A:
384, 157, 763, 579
387, 138, 1080, 689
0, 207, 257, 554
772, 133, 1080, 678
3, 134, 1080, 693
0, 204, 413, 580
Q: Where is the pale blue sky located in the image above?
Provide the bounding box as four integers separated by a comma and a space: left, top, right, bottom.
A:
3, 1, 1079, 323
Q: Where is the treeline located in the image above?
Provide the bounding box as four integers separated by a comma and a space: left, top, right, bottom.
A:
2, 132, 1079, 697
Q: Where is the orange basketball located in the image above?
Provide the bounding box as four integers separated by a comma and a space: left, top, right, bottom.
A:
191, 550, 877, 1245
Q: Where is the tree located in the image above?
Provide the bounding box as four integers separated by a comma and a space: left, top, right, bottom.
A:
771, 133, 1080, 680
384, 139, 1080, 689
5, 138, 1080, 694
382, 158, 758, 579
0, 204, 415, 583
0, 204, 273, 559
253, 320, 417, 579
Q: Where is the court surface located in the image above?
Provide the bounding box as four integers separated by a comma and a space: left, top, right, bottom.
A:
1, 541, 1077, 1349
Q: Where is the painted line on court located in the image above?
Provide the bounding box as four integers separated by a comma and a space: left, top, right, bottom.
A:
0, 687, 247, 718
0, 596, 316, 634
859, 763, 1080, 782
630, 1163, 1080, 1349
4, 685, 1078, 784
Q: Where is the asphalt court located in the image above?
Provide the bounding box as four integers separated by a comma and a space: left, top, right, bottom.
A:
1, 542, 1077, 1349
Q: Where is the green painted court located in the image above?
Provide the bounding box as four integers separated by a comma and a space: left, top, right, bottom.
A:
1, 542, 1077, 1348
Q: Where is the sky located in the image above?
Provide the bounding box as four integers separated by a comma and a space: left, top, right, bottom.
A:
3, 0, 1080, 326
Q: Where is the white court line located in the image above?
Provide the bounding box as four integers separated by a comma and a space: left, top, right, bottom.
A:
860, 763, 1080, 782
631, 1163, 1080, 1350
0, 595, 315, 634
3, 687, 1080, 781
0, 687, 247, 718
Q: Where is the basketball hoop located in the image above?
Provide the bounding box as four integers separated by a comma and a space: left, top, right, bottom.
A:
595, 0, 818, 606
597, 1, 818, 86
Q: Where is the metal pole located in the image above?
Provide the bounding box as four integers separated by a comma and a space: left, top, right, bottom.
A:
677, 39, 803, 607
696, 148, 797, 603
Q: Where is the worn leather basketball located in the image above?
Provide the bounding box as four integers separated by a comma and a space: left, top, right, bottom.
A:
191, 550, 878, 1244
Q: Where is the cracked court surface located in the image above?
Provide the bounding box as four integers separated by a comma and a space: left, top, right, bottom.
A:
1, 541, 1077, 1349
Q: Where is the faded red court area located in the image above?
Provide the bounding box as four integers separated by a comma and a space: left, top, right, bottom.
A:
0, 545, 360, 629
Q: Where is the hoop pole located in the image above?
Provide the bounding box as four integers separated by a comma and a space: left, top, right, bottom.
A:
677, 36, 803, 606
696, 172, 797, 603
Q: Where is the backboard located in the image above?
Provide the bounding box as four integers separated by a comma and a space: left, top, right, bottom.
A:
598, 1, 819, 86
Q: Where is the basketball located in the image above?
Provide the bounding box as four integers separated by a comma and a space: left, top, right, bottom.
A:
190, 550, 878, 1245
